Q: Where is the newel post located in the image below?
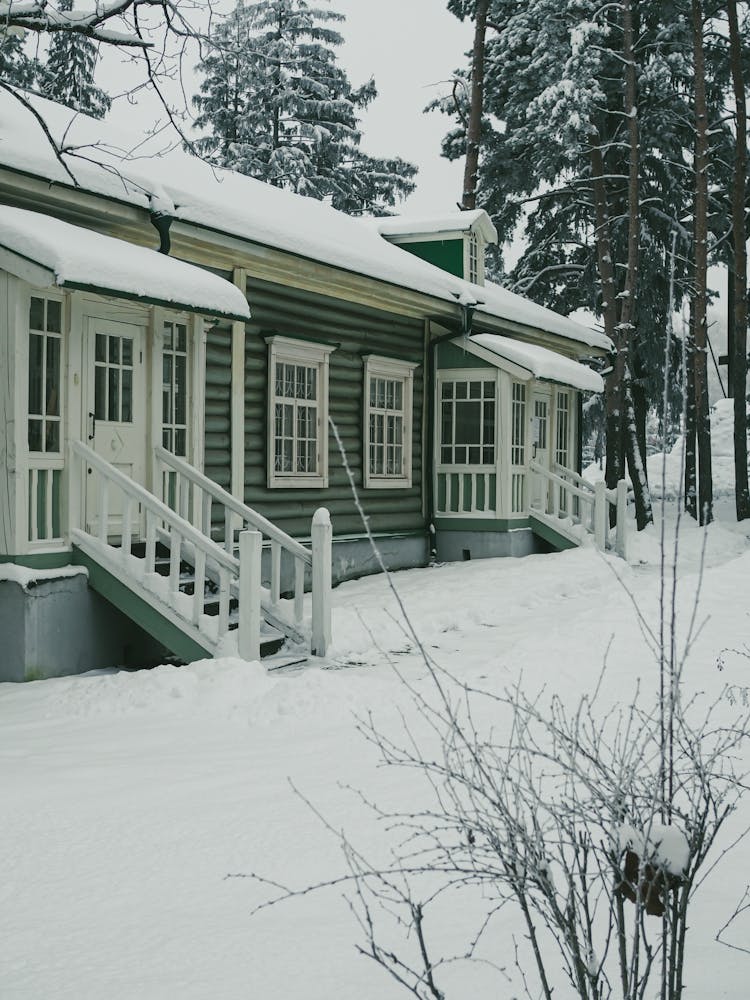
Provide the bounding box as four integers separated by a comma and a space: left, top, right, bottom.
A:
311, 507, 332, 657
238, 529, 262, 662
594, 480, 607, 551
616, 479, 628, 559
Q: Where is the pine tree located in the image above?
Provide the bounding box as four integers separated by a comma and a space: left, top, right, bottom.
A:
39, 0, 110, 118
193, 0, 416, 214
0, 30, 38, 89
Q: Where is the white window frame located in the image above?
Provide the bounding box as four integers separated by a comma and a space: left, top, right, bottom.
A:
464, 231, 485, 285
266, 335, 335, 489
363, 355, 418, 490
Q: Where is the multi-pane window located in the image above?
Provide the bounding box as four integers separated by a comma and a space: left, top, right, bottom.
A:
28, 295, 62, 453
267, 337, 334, 488
162, 320, 189, 456
440, 378, 495, 465
556, 390, 571, 512
534, 398, 548, 450
511, 382, 527, 466
364, 356, 416, 488
94, 332, 134, 424
274, 362, 318, 475
467, 233, 479, 284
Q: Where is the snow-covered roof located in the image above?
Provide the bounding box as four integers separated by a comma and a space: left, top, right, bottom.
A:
0, 90, 610, 352
372, 209, 498, 244
470, 334, 604, 392
0, 206, 250, 321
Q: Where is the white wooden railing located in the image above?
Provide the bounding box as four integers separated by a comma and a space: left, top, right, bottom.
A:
154, 446, 331, 651
69, 440, 332, 659
436, 466, 498, 517
529, 460, 628, 558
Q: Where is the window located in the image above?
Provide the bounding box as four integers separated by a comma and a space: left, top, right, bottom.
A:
511, 381, 527, 513
556, 389, 571, 512
440, 378, 496, 466
162, 320, 189, 456
94, 331, 135, 424
28, 295, 62, 453
465, 232, 484, 285
364, 355, 417, 489
267, 336, 335, 488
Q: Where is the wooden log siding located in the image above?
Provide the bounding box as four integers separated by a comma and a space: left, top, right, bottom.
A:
204, 321, 233, 494
242, 278, 426, 539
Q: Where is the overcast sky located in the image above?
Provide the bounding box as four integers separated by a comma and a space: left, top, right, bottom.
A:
98, 1, 472, 218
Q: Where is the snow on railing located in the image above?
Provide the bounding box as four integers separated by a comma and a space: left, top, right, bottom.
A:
155, 444, 331, 655
529, 460, 628, 558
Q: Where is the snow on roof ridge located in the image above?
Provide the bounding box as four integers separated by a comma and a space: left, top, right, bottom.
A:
372, 208, 498, 244
0, 88, 609, 353
470, 333, 604, 393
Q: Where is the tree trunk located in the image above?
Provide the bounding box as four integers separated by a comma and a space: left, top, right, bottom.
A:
728, 0, 750, 520
620, 0, 653, 529
684, 304, 698, 519
461, 0, 489, 210
590, 144, 623, 508
691, 0, 713, 526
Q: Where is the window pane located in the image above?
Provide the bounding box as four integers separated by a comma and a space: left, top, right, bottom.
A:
394, 380, 403, 410
109, 337, 120, 364
442, 382, 454, 400
121, 369, 133, 423
121, 338, 133, 367
485, 381, 495, 398
175, 356, 187, 424
163, 322, 173, 350
455, 381, 467, 400
29, 297, 45, 331
95, 366, 106, 420
28, 334, 43, 415
46, 420, 60, 452
176, 324, 187, 353
45, 336, 60, 416
28, 419, 42, 452
95, 334, 106, 363
469, 381, 481, 399
455, 401, 481, 444
174, 429, 186, 456
108, 368, 120, 421
46, 300, 61, 334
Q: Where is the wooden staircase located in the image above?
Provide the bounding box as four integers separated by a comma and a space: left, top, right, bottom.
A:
69, 441, 332, 666
528, 460, 629, 558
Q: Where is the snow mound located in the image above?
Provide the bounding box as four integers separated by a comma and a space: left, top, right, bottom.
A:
618, 821, 690, 875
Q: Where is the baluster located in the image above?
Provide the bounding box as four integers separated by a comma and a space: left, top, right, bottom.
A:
144, 509, 156, 575
201, 491, 212, 538
29, 469, 39, 542
218, 567, 230, 635
484, 473, 490, 514
551, 476, 559, 519
224, 508, 233, 554
45, 470, 54, 540
294, 557, 305, 624
270, 540, 281, 605
99, 480, 109, 544
193, 548, 206, 625
122, 496, 133, 562
169, 530, 182, 599
445, 474, 452, 513
179, 474, 190, 522
238, 530, 262, 661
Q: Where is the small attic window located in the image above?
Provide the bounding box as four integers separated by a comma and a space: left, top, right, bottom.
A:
466, 232, 483, 285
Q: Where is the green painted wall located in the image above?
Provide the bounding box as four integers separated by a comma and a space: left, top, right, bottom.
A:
399, 239, 464, 278
437, 340, 493, 370
204, 321, 232, 493
240, 278, 426, 539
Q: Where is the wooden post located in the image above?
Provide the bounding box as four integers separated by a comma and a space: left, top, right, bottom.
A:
238, 529, 262, 662
594, 481, 607, 551
616, 479, 628, 559
270, 540, 281, 605
311, 507, 332, 657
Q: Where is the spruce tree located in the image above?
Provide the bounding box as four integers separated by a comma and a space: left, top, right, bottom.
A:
0, 30, 37, 88
39, 0, 110, 118
193, 0, 416, 214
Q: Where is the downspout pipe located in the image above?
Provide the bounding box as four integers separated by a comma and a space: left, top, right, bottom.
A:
150, 209, 174, 255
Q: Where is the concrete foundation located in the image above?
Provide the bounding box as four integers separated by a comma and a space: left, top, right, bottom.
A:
0, 571, 168, 683
435, 527, 547, 563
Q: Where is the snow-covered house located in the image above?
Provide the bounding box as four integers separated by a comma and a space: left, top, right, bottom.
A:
0, 91, 615, 680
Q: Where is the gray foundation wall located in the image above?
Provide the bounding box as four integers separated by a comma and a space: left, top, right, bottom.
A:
435, 527, 544, 563
0, 572, 167, 683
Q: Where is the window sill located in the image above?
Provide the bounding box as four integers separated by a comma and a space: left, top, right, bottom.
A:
364, 476, 412, 490
268, 475, 329, 490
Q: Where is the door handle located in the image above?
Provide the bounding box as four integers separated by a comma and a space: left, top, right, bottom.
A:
88, 411, 96, 441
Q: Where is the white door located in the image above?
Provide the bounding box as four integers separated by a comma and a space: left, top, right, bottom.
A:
530, 388, 552, 511
84, 317, 147, 537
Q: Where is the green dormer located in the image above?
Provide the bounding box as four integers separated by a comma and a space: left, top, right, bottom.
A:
375, 210, 498, 286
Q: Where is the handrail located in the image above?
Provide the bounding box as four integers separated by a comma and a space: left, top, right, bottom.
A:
529, 460, 595, 505
72, 440, 238, 574
552, 462, 595, 494
155, 445, 311, 564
